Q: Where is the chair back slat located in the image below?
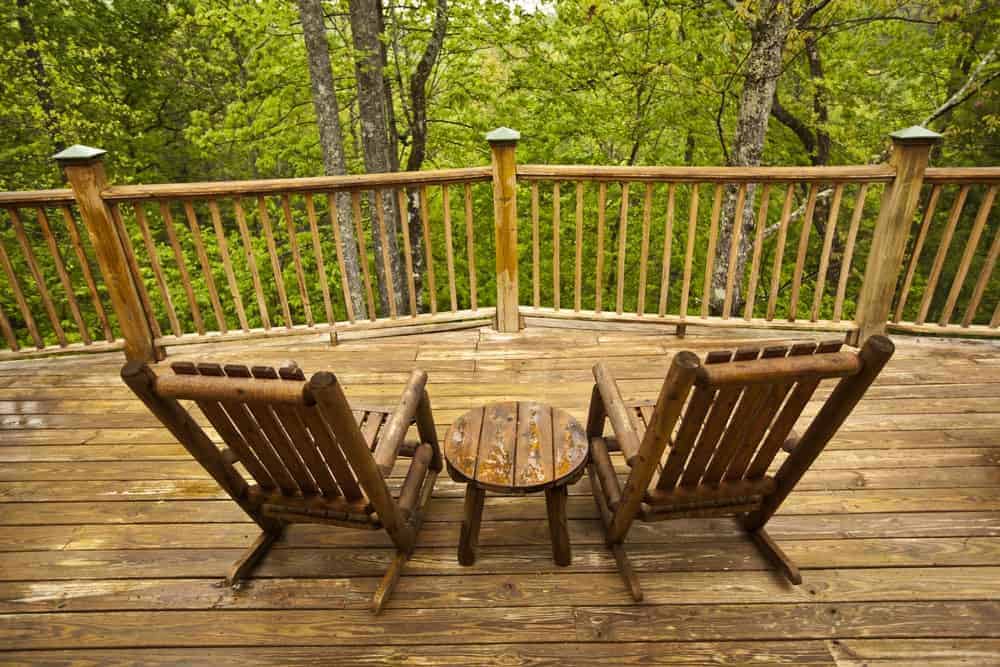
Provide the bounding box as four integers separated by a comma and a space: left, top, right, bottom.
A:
184, 362, 301, 495
677, 347, 758, 487
300, 404, 365, 501
646, 339, 851, 504
656, 384, 714, 490
172, 362, 278, 492
164, 360, 389, 509
700, 381, 772, 485
718, 345, 793, 481
219, 364, 317, 496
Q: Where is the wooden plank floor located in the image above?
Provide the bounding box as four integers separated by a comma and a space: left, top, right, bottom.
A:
0, 324, 998, 665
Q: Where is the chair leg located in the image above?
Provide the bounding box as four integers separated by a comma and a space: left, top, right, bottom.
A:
372, 550, 408, 614
227, 526, 283, 587
587, 465, 643, 602
748, 526, 802, 585
610, 542, 644, 602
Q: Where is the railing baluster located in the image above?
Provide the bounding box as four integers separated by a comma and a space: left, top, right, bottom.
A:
963, 220, 1000, 328
679, 183, 699, 319
259, 195, 293, 328
553, 181, 561, 311
574, 182, 584, 312
658, 183, 676, 318
398, 188, 417, 317
184, 201, 228, 333
234, 197, 270, 330
0, 303, 17, 351
789, 183, 818, 321
531, 181, 539, 308
615, 182, 629, 315
36, 206, 89, 343
110, 203, 162, 340
833, 184, 868, 323
0, 232, 42, 348
161, 201, 204, 335
701, 184, 723, 318
304, 193, 334, 325
744, 183, 770, 321
893, 185, 940, 323
9, 207, 67, 345
373, 189, 397, 320
464, 183, 477, 311
351, 190, 377, 321
326, 193, 354, 323
442, 184, 457, 313
916, 185, 969, 324
134, 202, 181, 337
939, 185, 996, 326
281, 194, 314, 325
60, 205, 113, 342
209, 200, 249, 331
419, 185, 436, 315
595, 182, 606, 313
722, 183, 747, 319
637, 183, 652, 316
766, 184, 794, 321
811, 183, 844, 322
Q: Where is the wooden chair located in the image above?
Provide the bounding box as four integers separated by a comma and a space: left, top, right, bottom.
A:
121, 359, 441, 614
586, 335, 894, 601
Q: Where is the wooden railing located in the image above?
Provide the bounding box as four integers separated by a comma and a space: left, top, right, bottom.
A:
514, 164, 895, 334
100, 168, 495, 354
0, 127, 996, 361
890, 168, 999, 336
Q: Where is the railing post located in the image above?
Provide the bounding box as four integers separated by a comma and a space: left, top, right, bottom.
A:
54, 145, 161, 362
852, 126, 940, 344
487, 127, 521, 332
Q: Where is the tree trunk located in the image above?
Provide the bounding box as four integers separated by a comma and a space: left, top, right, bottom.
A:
297, 0, 369, 320
710, 0, 791, 315
403, 0, 449, 310
349, 0, 406, 316
16, 0, 62, 151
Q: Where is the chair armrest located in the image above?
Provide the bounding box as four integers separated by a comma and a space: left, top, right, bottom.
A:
592, 362, 642, 466
374, 369, 428, 477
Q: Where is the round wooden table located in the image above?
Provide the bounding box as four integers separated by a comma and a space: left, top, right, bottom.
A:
444, 401, 589, 566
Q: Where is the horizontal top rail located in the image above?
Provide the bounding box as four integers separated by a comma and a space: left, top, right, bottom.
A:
516, 164, 897, 183
923, 167, 1000, 184
100, 167, 492, 201
0, 189, 76, 206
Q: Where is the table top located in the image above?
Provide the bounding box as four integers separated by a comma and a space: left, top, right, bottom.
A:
444, 401, 589, 493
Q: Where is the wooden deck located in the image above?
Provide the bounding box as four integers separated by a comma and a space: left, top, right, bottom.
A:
1, 324, 998, 665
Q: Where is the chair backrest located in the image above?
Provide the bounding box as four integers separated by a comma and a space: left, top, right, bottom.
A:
121, 359, 399, 529
622, 335, 894, 527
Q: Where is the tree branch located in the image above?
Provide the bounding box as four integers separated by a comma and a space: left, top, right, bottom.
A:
923, 47, 998, 127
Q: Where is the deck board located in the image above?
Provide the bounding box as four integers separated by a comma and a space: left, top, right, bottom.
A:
0, 325, 998, 665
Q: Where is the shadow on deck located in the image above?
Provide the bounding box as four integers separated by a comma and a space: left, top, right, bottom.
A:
1, 324, 998, 665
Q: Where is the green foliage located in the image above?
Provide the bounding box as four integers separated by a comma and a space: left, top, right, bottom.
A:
1, 0, 997, 350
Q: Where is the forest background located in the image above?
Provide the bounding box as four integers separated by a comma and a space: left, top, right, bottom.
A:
1, 0, 998, 344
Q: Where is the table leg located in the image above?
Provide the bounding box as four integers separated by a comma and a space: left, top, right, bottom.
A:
545, 485, 571, 566
458, 484, 486, 566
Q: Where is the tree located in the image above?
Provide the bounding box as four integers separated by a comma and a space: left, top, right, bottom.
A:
392, 0, 449, 305
297, 0, 369, 319
709, 0, 832, 315
348, 0, 406, 315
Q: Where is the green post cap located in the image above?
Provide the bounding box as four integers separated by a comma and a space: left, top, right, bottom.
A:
52, 145, 107, 163
888, 126, 941, 143
486, 127, 521, 143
